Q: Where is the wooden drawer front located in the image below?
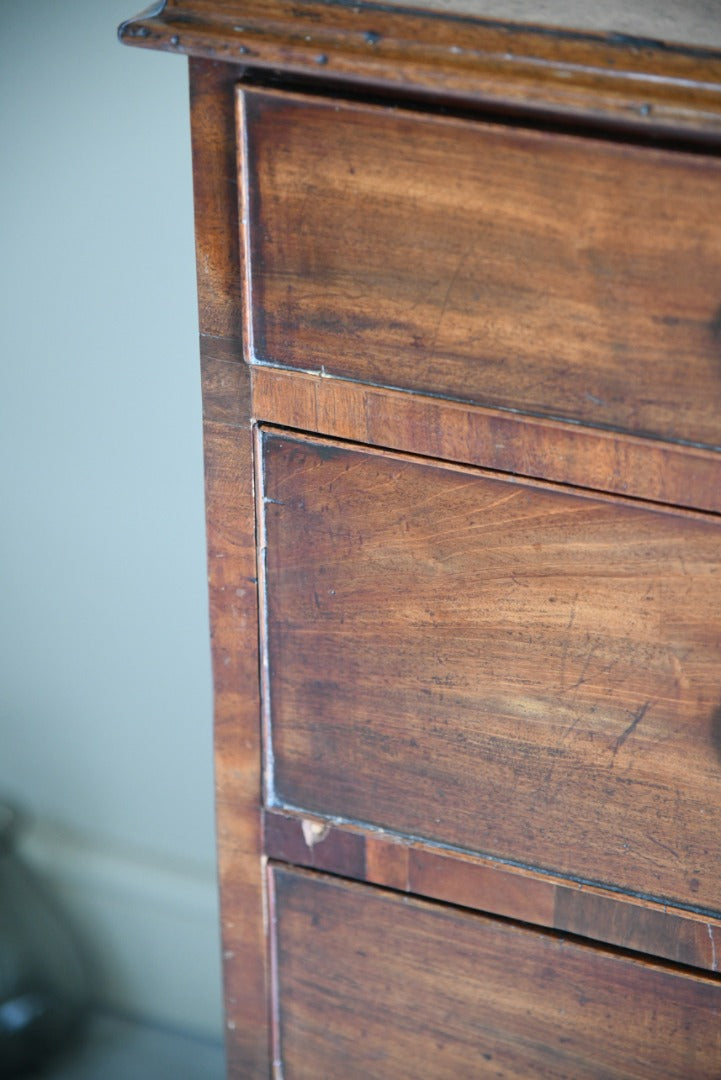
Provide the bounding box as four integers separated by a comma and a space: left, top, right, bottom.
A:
241, 88, 721, 450
271, 867, 721, 1079
261, 431, 721, 914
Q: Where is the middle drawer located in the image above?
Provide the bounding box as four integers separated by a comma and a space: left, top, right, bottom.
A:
259, 429, 721, 915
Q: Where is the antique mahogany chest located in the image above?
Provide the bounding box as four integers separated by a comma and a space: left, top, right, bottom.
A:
121, 3, 721, 1075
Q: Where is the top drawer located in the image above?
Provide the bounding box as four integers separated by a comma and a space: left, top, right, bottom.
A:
239, 87, 721, 450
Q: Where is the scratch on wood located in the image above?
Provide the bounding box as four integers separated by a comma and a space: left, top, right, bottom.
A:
567, 640, 598, 693
612, 700, 650, 757
709, 301, 721, 342
427, 239, 475, 359
646, 833, 679, 860
565, 594, 579, 633
709, 924, 717, 972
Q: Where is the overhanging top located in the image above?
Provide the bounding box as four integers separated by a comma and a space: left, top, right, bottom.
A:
119, 0, 721, 138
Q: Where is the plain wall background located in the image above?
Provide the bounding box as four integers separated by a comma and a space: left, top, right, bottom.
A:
0, 0, 221, 1037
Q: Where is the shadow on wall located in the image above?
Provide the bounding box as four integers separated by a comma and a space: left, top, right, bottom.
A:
0, 804, 89, 1076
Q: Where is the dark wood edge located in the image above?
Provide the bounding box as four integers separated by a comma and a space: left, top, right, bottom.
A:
265, 860, 283, 1079
250, 366, 721, 515
236, 87, 255, 371
119, 1, 721, 139
263, 807, 721, 975
190, 59, 270, 1075
253, 423, 274, 815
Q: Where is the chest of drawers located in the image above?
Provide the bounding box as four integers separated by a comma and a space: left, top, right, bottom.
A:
122, 4, 721, 1074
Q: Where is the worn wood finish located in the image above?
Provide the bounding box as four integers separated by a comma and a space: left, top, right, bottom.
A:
251, 366, 721, 514
118, 2, 721, 138
264, 808, 721, 974
271, 866, 721, 1079
190, 57, 244, 340
204, 414, 267, 1075
261, 430, 721, 914
242, 87, 721, 450
190, 59, 269, 1074
123, 9, 721, 1076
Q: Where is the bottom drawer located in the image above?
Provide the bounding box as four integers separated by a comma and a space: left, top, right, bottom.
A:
271, 866, 721, 1079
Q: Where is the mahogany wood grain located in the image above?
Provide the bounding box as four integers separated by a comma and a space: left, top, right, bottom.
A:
271, 866, 721, 1079
241, 87, 721, 450
260, 430, 721, 915
119, 2, 721, 139
205, 413, 267, 1076
123, 13, 721, 1076
200, 337, 244, 427
264, 808, 721, 974
189, 57, 244, 341
251, 366, 721, 514
190, 59, 268, 1074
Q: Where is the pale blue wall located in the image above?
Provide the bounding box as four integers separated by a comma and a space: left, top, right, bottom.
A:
0, 0, 220, 1032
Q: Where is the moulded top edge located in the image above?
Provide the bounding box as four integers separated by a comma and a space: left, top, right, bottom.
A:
118, 1, 721, 138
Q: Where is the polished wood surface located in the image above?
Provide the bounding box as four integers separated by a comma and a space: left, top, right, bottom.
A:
272, 866, 721, 1079
264, 808, 721, 974
242, 87, 721, 449
119, 2, 721, 137
261, 430, 721, 913
252, 365, 721, 514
